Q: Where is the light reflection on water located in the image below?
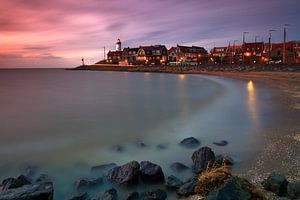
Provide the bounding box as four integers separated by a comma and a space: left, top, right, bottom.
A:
247, 80, 258, 125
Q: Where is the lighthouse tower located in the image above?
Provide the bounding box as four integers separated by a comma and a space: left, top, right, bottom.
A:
116, 38, 122, 51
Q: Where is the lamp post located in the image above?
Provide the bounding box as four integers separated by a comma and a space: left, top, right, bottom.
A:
283, 24, 290, 64
243, 32, 249, 64
232, 40, 238, 64
268, 30, 276, 64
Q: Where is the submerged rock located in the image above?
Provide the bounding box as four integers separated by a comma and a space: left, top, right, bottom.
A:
287, 182, 300, 199
65, 192, 88, 200
91, 163, 117, 173
204, 176, 252, 200
170, 162, 189, 173
215, 154, 234, 166
1, 174, 31, 191
107, 161, 140, 185
135, 140, 147, 148
111, 145, 124, 152
192, 147, 215, 173
262, 172, 288, 196
180, 137, 200, 148
213, 140, 228, 146
75, 177, 103, 189
92, 188, 118, 200
0, 181, 53, 200
140, 161, 164, 183
176, 176, 198, 197
156, 144, 167, 150
166, 175, 183, 189
141, 189, 167, 200
126, 192, 139, 200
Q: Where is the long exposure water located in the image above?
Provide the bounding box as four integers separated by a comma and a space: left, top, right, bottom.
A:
0, 69, 275, 199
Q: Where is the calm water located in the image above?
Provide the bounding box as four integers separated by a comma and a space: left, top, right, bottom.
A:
0, 69, 274, 199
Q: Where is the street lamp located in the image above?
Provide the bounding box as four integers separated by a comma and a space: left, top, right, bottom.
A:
283, 24, 290, 64
268, 30, 276, 64
243, 32, 249, 64
232, 40, 238, 64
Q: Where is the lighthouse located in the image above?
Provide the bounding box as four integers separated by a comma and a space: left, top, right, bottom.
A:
116, 38, 122, 51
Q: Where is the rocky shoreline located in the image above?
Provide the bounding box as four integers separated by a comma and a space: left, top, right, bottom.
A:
1, 137, 299, 199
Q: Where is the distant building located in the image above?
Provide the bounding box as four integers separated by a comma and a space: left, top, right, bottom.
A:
123, 47, 139, 65
168, 45, 208, 65
116, 38, 122, 51
210, 46, 242, 64
264, 41, 300, 64
136, 45, 168, 65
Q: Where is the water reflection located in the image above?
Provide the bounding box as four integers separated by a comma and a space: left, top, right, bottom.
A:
247, 80, 258, 124
179, 74, 185, 80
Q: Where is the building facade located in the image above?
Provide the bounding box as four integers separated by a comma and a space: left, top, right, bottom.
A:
168, 45, 208, 65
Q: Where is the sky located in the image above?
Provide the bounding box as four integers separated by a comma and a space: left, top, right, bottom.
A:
0, 0, 300, 68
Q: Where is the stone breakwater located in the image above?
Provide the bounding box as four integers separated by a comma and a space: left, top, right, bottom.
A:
1, 137, 299, 200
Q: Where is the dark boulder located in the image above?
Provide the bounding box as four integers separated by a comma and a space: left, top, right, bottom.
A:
0, 181, 53, 200
215, 154, 234, 166
75, 177, 103, 189
135, 140, 147, 148
139, 161, 164, 183
141, 189, 167, 200
213, 140, 228, 146
107, 161, 140, 185
170, 162, 189, 173
262, 172, 288, 196
91, 188, 118, 200
91, 163, 117, 173
176, 176, 198, 197
204, 176, 252, 200
126, 192, 139, 200
65, 192, 88, 200
287, 182, 300, 199
191, 147, 215, 173
36, 174, 51, 183
179, 137, 200, 148
1, 174, 31, 191
165, 175, 183, 190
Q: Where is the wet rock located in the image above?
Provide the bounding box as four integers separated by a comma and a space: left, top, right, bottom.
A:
141, 189, 167, 200
75, 177, 103, 189
176, 176, 198, 197
1, 174, 31, 191
135, 140, 147, 148
191, 147, 215, 173
65, 192, 88, 200
139, 161, 164, 183
0, 181, 53, 200
204, 176, 252, 200
111, 145, 124, 152
166, 175, 183, 189
262, 172, 288, 196
287, 182, 300, 199
91, 163, 117, 173
170, 162, 189, 173
180, 137, 200, 148
107, 161, 140, 185
92, 188, 118, 200
213, 140, 228, 146
126, 192, 139, 200
156, 144, 167, 150
36, 174, 51, 183
215, 154, 234, 166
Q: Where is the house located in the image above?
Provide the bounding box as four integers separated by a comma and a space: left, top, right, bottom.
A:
136, 45, 168, 65
210, 46, 242, 64
168, 45, 208, 65
123, 47, 139, 65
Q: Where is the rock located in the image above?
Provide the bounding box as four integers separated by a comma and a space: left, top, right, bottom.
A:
180, 137, 200, 148
191, 147, 215, 173
107, 161, 140, 185
213, 140, 228, 146
91, 163, 117, 173
176, 176, 198, 197
1, 175, 31, 191
36, 174, 51, 183
139, 161, 164, 183
92, 188, 118, 200
166, 175, 183, 189
156, 144, 167, 150
75, 177, 103, 189
141, 189, 167, 200
135, 140, 147, 148
126, 192, 139, 200
204, 176, 252, 200
262, 172, 288, 196
287, 182, 300, 199
0, 181, 53, 200
214, 154, 234, 166
65, 192, 88, 200
111, 145, 124, 152
170, 162, 189, 173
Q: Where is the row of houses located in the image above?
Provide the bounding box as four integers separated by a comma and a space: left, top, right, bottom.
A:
106, 39, 300, 65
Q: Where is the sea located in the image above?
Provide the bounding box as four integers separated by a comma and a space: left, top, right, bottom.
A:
0, 69, 277, 199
